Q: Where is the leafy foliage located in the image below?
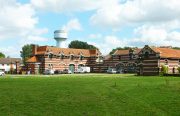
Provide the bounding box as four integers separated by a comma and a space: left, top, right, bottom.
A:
68, 40, 97, 49
20, 44, 33, 64
177, 67, 180, 73
161, 65, 169, 75
172, 47, 180, 50
0, 52, 5, 58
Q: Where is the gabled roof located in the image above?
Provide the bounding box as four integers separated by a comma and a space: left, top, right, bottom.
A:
113, 49, 141, 55
0, 58, 22, 64
151, 47, 180, 58
26, 56, 38, 63
35, 46, 100, 57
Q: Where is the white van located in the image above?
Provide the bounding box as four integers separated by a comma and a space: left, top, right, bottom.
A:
44, 69, 54, 75
107, 68, 117, 74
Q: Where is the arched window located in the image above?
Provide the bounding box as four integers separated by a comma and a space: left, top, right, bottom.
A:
144, 51, 149, 58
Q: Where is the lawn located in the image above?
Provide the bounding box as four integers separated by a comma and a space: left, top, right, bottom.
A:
0, 74, 180, 116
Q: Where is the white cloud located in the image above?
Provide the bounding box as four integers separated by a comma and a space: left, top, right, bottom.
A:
0, 46, 20, 58
30, 0, 102, 13
90, 0, 180, 29
0, 0, 48, 57
88, 34, 102, 39
0, 1, 38, 40
88, 35, 127, 55
62, 18, 82, 32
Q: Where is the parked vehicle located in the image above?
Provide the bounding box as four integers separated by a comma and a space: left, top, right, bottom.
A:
75, 67, 90, 73
107, 68, 117, 74
0, 70, 5, 76
61, 69, 72, 74
117, 69, 124, 74
54, 70, 61, 74
43, 69, 54, 75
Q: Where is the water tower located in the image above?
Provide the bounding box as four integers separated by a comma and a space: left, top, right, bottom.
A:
54, 30, 67, 47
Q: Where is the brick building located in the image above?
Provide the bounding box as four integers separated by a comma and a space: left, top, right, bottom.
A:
137, 45, 180, 75
26, 45, 102, 74
101, 48, 141, 73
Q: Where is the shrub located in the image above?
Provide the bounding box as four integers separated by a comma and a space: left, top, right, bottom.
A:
177, 67, 180, 73
160, 65, 169, 75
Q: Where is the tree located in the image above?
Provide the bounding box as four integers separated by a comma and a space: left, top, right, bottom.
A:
68, 40, 97, 50
20, 44, 33, 64
172, 47, 180, 50
0, 52, 5, 58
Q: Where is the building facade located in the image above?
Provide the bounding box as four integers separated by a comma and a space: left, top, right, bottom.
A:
0, 58, 22, 73
102, 45, 180, 75
26, 45, 180, 75
137, 45, 180, 75
26, 45, 103, 74
100, 48, 141, 73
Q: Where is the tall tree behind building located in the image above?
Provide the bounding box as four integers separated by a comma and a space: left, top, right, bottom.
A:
0, 52, 5, 58
20, 44, 33, 64
68, 40, 97, 49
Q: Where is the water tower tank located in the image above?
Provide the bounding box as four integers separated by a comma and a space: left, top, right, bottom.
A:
54, 30, 68, 47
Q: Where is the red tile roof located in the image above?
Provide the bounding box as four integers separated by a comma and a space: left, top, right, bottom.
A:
151, 47, 180, 58
34, 46, 101, 56
26, 56, 38, 63
114, 49, 141, 55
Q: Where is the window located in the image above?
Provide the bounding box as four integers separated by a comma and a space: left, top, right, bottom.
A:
70, 55, 74, 60
49, 53, 53, 59
49, 64, 53, 69
60, 54, 64, 60
165, 59, 168, 65
144, 51, 149, 58
129, 53, 134, 60
80, 55, 84, 60
119, 56, 121, 60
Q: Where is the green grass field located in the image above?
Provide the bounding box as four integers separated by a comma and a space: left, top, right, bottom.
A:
0, 74, 180, 116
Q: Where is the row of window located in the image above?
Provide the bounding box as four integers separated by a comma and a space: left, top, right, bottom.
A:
0, 64, 15, 66
48, 54, 84, 60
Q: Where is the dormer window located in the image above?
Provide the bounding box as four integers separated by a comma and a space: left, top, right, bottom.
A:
80, 55, 84, 60
96, 55, 103, 63
48, 53, 53, 59
129, 49, 135, 60
59, 52, 64, 60
79, 52, 84, 60
70, 54, 74, 60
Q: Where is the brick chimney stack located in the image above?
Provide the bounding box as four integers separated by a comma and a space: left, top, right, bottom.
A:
32, 44, 37, 55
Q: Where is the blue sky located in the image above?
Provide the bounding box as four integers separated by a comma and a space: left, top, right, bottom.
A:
1, 0, 180, 57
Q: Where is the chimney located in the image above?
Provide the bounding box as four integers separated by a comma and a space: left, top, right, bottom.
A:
32, 44, 37, 55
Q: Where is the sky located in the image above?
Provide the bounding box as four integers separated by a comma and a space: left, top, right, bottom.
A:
1, 0, 180, 57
